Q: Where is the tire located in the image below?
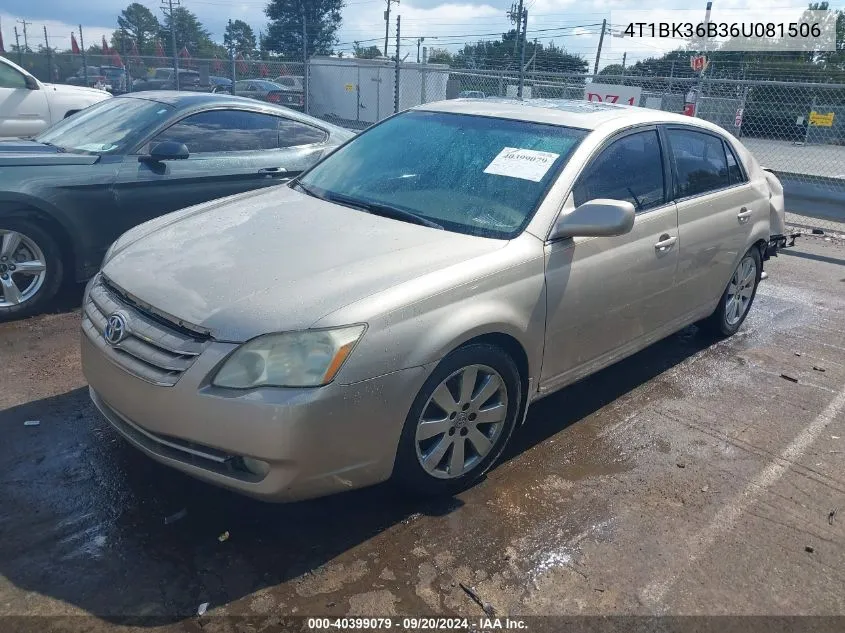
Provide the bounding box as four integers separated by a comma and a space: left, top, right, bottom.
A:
394, 343, 522, 496
704, 246, 762, 337
0, 218, 64, 321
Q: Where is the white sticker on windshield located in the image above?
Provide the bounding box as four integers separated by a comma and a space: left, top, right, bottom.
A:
483, 147, 560, 182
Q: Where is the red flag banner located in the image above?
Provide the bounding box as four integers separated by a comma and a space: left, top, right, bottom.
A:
260, 63, 269, 77
112, 51, 123, 67
71, 32, 80, 55
212, 55, 222, 73
130, 40, 140, 62
155, 39, 165, 58
102, 35, 110, 55
236, 53, 248, 74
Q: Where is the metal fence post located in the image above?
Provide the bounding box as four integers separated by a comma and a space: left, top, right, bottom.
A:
394, 15, 400, 114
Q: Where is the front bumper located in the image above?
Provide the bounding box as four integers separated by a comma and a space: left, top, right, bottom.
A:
765, 233, 791, 260
82, 332, 430, 502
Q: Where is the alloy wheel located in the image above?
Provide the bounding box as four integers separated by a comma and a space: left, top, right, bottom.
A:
725, 254, 757, 326
0, 229, 48, 308
415, 364, 509, 480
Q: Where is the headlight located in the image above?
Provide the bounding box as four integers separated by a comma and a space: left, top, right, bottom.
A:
212, 325, 366, 389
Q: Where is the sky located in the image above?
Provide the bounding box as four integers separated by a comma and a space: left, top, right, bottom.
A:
0, 0, 834, 70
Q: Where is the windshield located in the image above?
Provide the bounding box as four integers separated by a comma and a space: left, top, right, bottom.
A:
297, 110, 587, 239
35, 98, 174, 154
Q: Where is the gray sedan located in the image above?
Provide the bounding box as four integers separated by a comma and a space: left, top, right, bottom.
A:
83, 99, 785, 502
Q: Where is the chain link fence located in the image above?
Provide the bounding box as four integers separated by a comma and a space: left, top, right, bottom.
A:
4, 51, 844, 235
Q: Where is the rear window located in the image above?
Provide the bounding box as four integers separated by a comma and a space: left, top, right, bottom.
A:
666, 129, 730, 198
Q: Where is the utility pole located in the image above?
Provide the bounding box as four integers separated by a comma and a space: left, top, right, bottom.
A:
17, 19, 31, 53
394, 14, 400, 113
416, 37, 424, 63
508, 0, 524, 55
518, 8, 527, 98
593, 18, 606, 75
43, 26, 53, 82
532, 38, 537, 73
13, 27, 21, 64
161, 0, 180, 90
302, 2, 309, 113
384, 0, 399, 57
79, 25, 88, 87
621, 51, 626, 77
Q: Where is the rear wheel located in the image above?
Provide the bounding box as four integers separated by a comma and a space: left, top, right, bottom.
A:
704, 247, 761, 337
0, 220, 63, 321
394, 343, 521, 496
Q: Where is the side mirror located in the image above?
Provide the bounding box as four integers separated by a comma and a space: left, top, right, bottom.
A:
139, 141, 190, 163
24, 75, 39, 90
550, 199, 636, 240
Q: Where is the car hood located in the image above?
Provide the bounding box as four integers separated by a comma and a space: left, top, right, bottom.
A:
0, 140, 100, 165
102, 186, 506, 341
43, 82, 111, 98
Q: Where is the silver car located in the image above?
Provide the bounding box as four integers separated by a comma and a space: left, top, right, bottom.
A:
82, 99, 786, 501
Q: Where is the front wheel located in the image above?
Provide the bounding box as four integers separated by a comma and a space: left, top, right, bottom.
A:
704, 246, 761, 337
394, 343, 522, 496
0, 220, 63, 321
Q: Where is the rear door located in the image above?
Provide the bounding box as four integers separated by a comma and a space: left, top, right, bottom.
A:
111, 108, 328, 230
541, 127, 680, 388
665, 127, 762, 314
0, 63, 49, 138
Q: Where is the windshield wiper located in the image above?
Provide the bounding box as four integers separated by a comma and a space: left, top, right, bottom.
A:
292, 181, 324, 200
323, 192, 443, 230
40, 141, 66, 153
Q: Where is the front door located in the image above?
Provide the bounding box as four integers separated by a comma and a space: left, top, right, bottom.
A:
664, 127, 762, 313
541, 127, 680, 390
112, 108, 326, 232
0, 64, 49, 138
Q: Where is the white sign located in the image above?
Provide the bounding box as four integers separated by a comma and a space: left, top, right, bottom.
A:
484, 147, 560, 182
584, 83, 642, 106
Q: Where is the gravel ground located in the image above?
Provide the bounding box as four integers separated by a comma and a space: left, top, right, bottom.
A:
0, 235, 843, 631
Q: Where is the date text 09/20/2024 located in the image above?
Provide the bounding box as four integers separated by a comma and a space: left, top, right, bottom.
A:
306, 617, 528, 630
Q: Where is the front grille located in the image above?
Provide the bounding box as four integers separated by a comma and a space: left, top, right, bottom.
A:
82, 277, 208, 386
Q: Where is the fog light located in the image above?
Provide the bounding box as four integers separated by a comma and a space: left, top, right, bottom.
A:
240, 456, 270, 478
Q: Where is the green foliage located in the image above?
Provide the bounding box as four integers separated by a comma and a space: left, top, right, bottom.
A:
224, 19, 257, 56
353, 42, 382, 59
159, 6, 215, 57
264, 0, 343, 59
117, 3, 160, 55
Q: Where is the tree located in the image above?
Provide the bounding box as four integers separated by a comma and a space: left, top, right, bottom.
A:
159, 6, 214, 57
598, 64, 625, 77
117, 3, 160, 55
426, 48, 453, 64
264, 0, 343, 59
224, 19, 257, 56
353, 42, 381, 59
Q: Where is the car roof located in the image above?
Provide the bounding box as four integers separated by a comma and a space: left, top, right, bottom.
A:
416, 98, 721, 133
119, 91, 351, 135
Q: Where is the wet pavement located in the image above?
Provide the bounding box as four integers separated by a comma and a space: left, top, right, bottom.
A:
1, 236, 844, 629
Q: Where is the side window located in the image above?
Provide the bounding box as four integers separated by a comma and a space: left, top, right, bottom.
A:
666, 129, 730, 197
573, 130, 665, 212
278, 118, 327, 147
0, 63, 28, 89
724, 141, 746, 185
151, 110, 280, 153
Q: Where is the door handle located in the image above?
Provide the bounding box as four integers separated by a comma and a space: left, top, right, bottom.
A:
654, 234, 677, 251
258, 167, 287, 174
737, 207, 752, 222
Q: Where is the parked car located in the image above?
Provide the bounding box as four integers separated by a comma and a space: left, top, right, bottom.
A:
67, 66, 128, 94
0, 56, 110, 139
132, 68, 202, 92
82, 99, 786, 502
272, 76, 304, 92
235, 79, 303, 110
459, 90, 486, 99
208, 75, 233, 94
0, 91, 353, 319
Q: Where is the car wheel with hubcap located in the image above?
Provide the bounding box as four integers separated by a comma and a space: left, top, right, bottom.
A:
0, 220, 63, 321
705, 246, 761, 337
394, 343, 521, 496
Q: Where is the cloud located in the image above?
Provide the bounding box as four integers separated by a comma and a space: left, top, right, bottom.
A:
0, 12, 114, 52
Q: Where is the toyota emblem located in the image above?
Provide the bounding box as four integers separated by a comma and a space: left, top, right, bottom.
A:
104, 312, 129, 345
